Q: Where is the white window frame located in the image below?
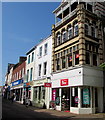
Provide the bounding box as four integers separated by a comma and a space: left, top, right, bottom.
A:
38, 64, 41, 77
74, 23, 78, 36
39, 46, 42, 57
62, 31, 66, 42
57, 34, 61, 45
44, 43, 48, 55
43, 62, 47, 75
68, 27, 72, 39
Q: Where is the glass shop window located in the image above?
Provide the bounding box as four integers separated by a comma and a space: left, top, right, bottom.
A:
42, 86, 45, 99
71, 87, 78, 107
81, 88, 90, 108
34, 87, 38, 99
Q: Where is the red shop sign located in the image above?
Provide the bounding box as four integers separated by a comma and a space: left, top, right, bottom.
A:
44, 83, 51, 87
60, 79, 68, 86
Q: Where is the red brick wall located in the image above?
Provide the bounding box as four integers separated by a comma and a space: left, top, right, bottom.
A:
12, 61, 26, 82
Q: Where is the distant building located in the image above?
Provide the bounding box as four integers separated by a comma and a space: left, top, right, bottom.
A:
11, 57, 26, 103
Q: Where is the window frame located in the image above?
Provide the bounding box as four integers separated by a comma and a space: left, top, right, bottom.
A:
44, 43, 48, 55
39, 46, 42, 57
38, 64, 41, 76
43, 62, 47, 75
31, 52, 34, 62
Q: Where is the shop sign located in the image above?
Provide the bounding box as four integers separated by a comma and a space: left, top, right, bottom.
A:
55, 97, 60, 105
74, 96, 79, 103
12, 79, 23, 86
60, 79, 68, 86
52, 89, 56, 101
83, 88, 90, 105
26, 82, 30, 86
44, 83, 51, 87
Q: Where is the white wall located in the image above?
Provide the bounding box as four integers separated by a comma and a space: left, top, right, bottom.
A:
26, 49, 36, 82
52, 65, 103, 88
83, 66, 103, 87
35, 35, 52, 80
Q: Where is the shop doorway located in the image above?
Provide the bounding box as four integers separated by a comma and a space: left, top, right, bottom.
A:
95, 88, 98, 113
61, 87, 70, 111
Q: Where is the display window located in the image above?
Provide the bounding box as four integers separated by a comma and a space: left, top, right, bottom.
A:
81, 87, 90, 108
71, 87, 78, 107
61, 88, 70, 110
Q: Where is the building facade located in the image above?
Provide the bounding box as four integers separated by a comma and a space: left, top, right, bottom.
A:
25, 46, 36, 104
51, 1, 105, 114
4, 63, 14, 99
32, 35, 52, 109
11, 57, 26, 103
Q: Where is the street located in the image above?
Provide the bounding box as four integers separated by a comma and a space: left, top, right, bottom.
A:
2, 98, 105, 120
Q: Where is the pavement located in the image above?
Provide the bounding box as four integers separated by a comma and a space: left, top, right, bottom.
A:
2, 98, 105, 120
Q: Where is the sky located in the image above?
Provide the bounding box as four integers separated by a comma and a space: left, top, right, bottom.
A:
2, 2, 60, 86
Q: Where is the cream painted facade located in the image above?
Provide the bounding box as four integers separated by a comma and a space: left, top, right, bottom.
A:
51, 1, 105, 114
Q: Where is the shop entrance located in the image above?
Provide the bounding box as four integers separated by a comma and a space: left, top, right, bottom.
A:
61, 87, 70, 111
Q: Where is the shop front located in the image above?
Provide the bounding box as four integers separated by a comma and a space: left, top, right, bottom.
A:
11, 79, 24, 103
51, 66, 104, 114
32, 78, 51, 109
24, 81, 33, 99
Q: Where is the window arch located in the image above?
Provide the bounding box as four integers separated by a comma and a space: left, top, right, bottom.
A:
67, 24, 73, 39
91, 26, 95, 37
73, 20, 78, 36
85, 18, 90, 24
56, 32, 61, 46
61, 28, 66, 43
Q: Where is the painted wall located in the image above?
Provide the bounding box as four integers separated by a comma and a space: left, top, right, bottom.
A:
52, 65, 103, 88
34, 35, 52, 80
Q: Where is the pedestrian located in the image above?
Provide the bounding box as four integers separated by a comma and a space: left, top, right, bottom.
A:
25, 97, 30, 107
11, 92, 15, 103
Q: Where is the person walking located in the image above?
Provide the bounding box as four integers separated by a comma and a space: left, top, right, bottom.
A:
25, 97, 30, 107
11, 92, 15, 103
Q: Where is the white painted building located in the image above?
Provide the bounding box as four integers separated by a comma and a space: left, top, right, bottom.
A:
25, 46, 36, 103
32, 35, 52, 109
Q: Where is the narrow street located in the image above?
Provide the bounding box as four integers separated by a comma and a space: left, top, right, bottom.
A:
2, 98, 105, 120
